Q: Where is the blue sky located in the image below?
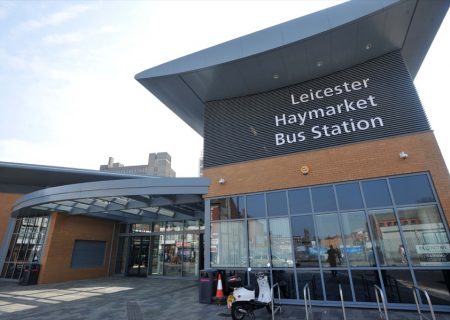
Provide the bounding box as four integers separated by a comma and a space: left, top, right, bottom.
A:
0, 1, 448, 177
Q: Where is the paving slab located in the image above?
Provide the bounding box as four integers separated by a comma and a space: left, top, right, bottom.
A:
0, 277, 449, 320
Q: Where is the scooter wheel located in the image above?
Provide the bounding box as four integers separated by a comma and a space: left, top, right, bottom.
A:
231, 302, 251, 320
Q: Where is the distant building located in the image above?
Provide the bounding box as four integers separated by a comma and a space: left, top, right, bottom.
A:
99, 152, 176, 177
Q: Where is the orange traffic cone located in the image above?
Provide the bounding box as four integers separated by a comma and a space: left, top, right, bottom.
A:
216, 273, 224, 299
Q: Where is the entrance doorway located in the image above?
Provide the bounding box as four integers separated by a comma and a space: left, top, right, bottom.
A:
127, 237, 149, 277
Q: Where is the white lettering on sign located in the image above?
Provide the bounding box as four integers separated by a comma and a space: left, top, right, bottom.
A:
416, 244, 450, 254
273, 77, 387, 146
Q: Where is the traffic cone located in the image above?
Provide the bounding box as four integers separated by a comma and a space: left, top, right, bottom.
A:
214, 273, 225, 304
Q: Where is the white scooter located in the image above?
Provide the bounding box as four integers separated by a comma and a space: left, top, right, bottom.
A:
227, 269, 275, 320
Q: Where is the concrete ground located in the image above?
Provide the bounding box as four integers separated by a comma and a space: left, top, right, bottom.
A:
0, 276, 449, 320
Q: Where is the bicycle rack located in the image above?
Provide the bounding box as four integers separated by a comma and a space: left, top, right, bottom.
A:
338, 284, 347, 320
303, 283, 312, 320
374, 285, 389, 320
270, 282, 282, 320
412, 286, 436, 320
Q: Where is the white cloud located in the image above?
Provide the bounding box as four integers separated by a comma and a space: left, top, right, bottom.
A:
43, 32, 84, 45
13, 4, 96, 34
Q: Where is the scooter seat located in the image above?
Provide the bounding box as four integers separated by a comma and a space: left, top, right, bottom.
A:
244, 285, 255, 291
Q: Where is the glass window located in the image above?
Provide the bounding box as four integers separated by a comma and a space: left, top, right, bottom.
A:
288, 188, 312, 214
311, 186, 337, 213
380, 270, 415, 303
315, 213, 345, 267
185, 220, 199, 231
267, 191, 288, 216
269, 218, 293, 267
272, 270, 297, 299
389, 174, 435, 205
210, 221, 247, 268
297, 270, 324, 300
210, 198, 228, 220
246, 194, 266, 218
414, 270, 450, 305
362, 179, 392, 208
367, 209, 406, 267
248, 219, 269, 267
341, 211, 374, 267
230, 196, 245, 219
351, 270, 380, 302
291, 215, 319, 267
398, 205, 450, 266
323, 270, 352, 301
336, 182, 364, 210
210, 197, 245, 221
131, 224, 151, 233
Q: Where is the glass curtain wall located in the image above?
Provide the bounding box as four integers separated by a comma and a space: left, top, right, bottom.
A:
117, 219, 202, 278
1, 215, 49, 280
208, 173, 450, 309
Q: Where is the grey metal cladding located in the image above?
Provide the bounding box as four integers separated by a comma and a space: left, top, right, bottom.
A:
203, 51, 430, 168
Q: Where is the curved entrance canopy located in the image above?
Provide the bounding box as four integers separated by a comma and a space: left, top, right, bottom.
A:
12, 177, 210, 223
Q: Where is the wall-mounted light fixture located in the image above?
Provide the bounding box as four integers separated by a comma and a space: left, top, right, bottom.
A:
218, 178, 225, 184
399, 151, 408, 159
300, 165, 309, 175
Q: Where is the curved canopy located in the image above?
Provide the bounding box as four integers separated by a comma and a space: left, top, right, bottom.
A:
136, 0, 449, 136
12, 177, 210, 223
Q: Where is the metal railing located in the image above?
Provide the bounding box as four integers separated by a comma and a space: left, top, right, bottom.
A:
374, 285, 389, 320
338, 284, 347, 320
303, 283, 312, 320
270, 282, 282, 320
412, 286, 436, 320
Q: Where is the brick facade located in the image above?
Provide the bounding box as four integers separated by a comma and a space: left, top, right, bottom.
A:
38, 213, 116, 284
203, 131, 450, 225
0, 193, 21, 245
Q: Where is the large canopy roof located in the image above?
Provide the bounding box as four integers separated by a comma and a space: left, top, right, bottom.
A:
136, 0, 449, 136
12, 177, 209, 223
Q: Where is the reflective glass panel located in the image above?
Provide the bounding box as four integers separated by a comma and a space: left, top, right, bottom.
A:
351, 270, 380, 302
367, 209, 406, 266
182, 233, 199, 277
267, 191, 288, 216
210, 221, 246, 267
389, 174, 435, 205
164, 234, 182, 276
323, 270, 352, 301
341, 211, 374, 267
414, 270, 450, 305
210, 197, 246, 220
230, 196, 245, 219
246, 194, 266, 218
291, 215, 319, 267
315, 213, 345, 267
288, 188, 312, 214
398, 205, 450, 266
362, 179, 392, 208
336, 182, 364, 210
269, 218, 293, 267
297, 271, 324, 300
272, 270, 297, 299
311, 186, 337, 213
248, 219, 270, 267
131, 224, 151, 233
380, 270, 415, 303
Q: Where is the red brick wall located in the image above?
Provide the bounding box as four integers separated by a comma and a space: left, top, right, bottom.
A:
204, 132, 450, 225
0, 193, 22, 246
38, 212, 117, 284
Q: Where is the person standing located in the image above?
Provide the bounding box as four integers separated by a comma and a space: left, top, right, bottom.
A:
327, 245, 338, 277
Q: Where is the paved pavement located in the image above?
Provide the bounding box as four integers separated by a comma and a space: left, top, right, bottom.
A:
0, 276, 449, 320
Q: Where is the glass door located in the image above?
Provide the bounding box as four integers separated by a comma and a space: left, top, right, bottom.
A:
127, 237, 149, 277
149, 235, 164, 275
